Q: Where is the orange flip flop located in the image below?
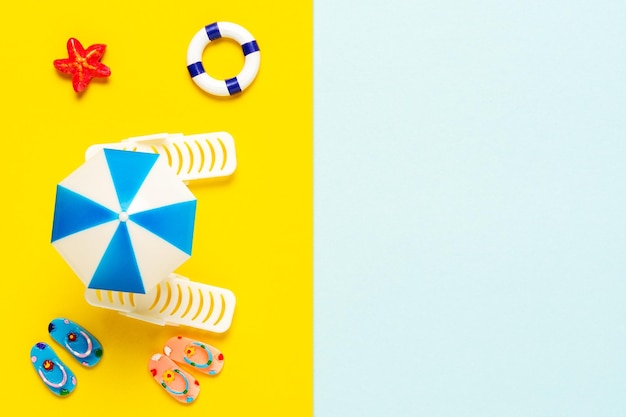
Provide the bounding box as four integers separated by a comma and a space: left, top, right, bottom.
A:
148, 353, 200, 404
163, 336, 224, 375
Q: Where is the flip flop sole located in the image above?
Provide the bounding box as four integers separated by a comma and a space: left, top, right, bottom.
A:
30, 342, 77, 396
164, 336, 224, 375
48, 318, 103, 367
149, 353, 200, 404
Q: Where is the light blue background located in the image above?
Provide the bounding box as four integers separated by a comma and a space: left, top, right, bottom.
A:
314, 1, 626, 416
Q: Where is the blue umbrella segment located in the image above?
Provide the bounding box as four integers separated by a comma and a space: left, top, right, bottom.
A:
51, 149, 197, 294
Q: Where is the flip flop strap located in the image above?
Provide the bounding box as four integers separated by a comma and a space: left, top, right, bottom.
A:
184, 341, 213, 368
65, 330, 93, 358
161, 369, 189, 395
38, 361, 68, 388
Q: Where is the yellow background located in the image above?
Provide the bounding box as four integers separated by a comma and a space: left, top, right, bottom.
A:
0, 2, 311, 415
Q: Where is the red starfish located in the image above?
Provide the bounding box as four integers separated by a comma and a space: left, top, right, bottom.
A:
53, 38, 111, 93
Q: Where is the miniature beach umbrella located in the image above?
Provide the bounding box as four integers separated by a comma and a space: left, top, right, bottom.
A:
51, 148, 197, 294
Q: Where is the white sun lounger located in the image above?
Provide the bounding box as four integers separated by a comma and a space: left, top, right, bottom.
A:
85, 132, 237, 181
84, 274, 236, 333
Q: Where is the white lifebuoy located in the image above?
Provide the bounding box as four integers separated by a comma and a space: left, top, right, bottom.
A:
187, 22, 260, 96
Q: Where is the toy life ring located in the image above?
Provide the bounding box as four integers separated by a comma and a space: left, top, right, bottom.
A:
186, 22, 260, 96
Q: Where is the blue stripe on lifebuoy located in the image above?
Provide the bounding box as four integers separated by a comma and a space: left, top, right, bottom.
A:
205, 22, 221, 41
242, 40, 260, 56
187, 62, 205, 78
225, 77, 242, 95
188, 22, 260, 96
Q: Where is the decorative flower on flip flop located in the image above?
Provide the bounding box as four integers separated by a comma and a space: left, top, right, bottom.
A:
185, 346, 196, 357
43, 359, 54, 371
67, 332, 78, 343
163, 370, 176, 383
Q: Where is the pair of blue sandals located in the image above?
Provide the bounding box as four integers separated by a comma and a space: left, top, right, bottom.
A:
29, 318, 103, 396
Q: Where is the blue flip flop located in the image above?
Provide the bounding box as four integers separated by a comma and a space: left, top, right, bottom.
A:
30, 342, 77, 396
48, 318, 103, 367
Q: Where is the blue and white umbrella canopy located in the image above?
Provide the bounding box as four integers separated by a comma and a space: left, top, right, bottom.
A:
51, 149, 197, 294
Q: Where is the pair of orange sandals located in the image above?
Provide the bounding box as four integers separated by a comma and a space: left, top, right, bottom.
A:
149, 335, 224, 404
